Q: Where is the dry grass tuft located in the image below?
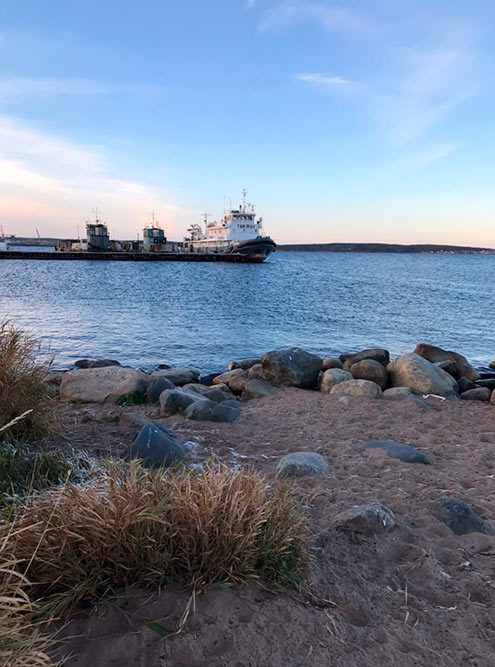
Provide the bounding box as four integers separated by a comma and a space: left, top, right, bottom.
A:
0, 321, 54, 442
4, 461, 309, 615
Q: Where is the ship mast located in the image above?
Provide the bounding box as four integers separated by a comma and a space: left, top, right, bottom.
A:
241, 188, 247, 212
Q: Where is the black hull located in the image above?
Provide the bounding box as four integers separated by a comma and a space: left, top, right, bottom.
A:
233, 237, 277, 262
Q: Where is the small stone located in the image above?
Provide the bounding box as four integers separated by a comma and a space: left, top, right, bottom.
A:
490, 360, 495, 370
242, 379, 275, 400
74, 359, 121, 369
478, 379, 495, 391
460, 388, 491, 402
329, 379, 383, 399
457, 376, 476, 393
182, 383, 231, 403
431, 497, 494, 536
383, 387, 413, 399
184, 400, 240, 423
322, 358, 344, 371
212, 369, 249, 394
320, 369, 353, 394
350, 359, 388, 390
340, 349, 390, 371
147, 377, 175, 404
247, 364, 264, 380
228, 358, 262, 371
151, 368, 199, 386
129, 423, 186, 468
159, 388, 208, 415
331, 503, 396, 535
360, 440, 432, 464
276, 452, 329, 478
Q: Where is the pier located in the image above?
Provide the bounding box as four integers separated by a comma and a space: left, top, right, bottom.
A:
0, 250, 265, 263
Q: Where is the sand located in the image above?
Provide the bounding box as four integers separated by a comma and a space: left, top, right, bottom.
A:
52, 388, 495, 666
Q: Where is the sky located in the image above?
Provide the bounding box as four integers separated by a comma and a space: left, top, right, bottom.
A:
0, 0, 494, 245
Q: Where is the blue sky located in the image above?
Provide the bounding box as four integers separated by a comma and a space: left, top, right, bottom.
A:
0, 0, 494, 244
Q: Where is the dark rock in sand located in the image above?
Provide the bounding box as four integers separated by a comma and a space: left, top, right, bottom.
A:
228, 358, 262, 371
322, 358, 344, 371
129, 423, 186, 468
458, 376, 477, 393
276, 452, 329, 478
413, 343, 479, 382
331, 503, 396, 535
361, 440, 432, 464
350, 359, 388, 390
147, 376, 175, 404
159, 388, 208, 415
242, 378, 275, 400
476, 378, 495, 391
431, 497, 494, 536
184, 399, 240, 423
340, 348, 390, 371
460, 388, 491, 402
261, 347, 322, 389
74, 359, 121, 369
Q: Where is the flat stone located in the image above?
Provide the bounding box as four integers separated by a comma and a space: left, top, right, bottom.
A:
331, 503, 396, 535
320, 369, 353, 394
242, 378, 275, 400
361, 440, 432, 464
147, 376, 175, 403
60, 366, 151, 404
329, 379, 383, 399
460, 388, 491, 402
383, 387, 413, 399
184, 400, 240, 423
129, 423, 186, 468
431, 497, 494, 536
276, 452, 329, 478
151, 368, 199, 386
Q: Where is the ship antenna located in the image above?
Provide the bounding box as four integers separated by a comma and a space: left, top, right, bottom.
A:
242, 188, 247, 211
202, 212, 211, 225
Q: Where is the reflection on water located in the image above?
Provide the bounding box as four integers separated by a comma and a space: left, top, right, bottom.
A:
1, 252, 493, 371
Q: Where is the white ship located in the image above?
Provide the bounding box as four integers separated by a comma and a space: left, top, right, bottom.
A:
185, 190, 276, 262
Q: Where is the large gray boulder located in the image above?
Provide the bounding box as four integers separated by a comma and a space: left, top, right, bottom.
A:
413, 343, 479, 382
159, 388, 209, 415
184, 400, 240, 422
320, 368, 353, 394
60, 366, 151, 404
340, 349, 390, 371
387, 353, 458, 396
261, 347, 322, 389
151, 368, 199, 386
212, 368, 249, 394
329, 379, 383, 399
129, 423, 186, 468
350, 359, 388, 390
276, 452, 329, 478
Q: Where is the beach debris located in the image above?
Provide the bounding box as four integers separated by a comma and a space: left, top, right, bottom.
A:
276, 451, 329, 478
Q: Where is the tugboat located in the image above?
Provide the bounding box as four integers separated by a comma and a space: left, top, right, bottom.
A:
185, 190, 276, 262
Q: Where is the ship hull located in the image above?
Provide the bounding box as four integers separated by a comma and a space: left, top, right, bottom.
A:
232, 236, 277, 261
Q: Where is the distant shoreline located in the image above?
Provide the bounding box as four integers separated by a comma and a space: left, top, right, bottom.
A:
277, 243, 495, 254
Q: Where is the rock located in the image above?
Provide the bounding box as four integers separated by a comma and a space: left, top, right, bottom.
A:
491, 390, 495, 406
383, 386, 413, 399
242, 378, 275, 400
184, 400, 240, 423
406, 395, 436, 411
155, 363, 171, 370
276, 452, 329, 478
322, 358, 344, 371
147, 377, 175, 404
360, 440, 432, 464
435, 360, 458, 377
212, 368, 249, 394
476, 379, 495, 391
74, 359, 121, 369
198, 372, 224, 386
458, 376, 477, 393
247, 364, 264, 380
490, 361, 495, 370
413, 343, 479, 382
340, 349, 390, 371
228, 358, 262, 371
150, 368, 199, 386
159, 388, 209, 415
129, 423, 186, 468
329, 379, 383, 399
460, 388, 491, 402
331, 503, 396, 535
350, 359, 388, 390
261, 347, 322, 389
320, 369, 353, 394
210, 382, 234, 396
431, 497, 494, 536
60, 366, 151, 404
338, 396, 352, 407
387, 353, 458, 397
182, 383, 232, 403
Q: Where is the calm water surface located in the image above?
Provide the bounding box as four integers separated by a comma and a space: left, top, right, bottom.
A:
1, 252, 494, 372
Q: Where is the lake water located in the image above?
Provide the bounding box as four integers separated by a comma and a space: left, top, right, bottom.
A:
1, 252, 493, 373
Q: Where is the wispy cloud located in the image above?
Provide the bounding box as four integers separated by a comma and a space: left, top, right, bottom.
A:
0, 77, 164, 100
259, 2, 369, 35
0, 116, 190, 238
387, 142, 461, 172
